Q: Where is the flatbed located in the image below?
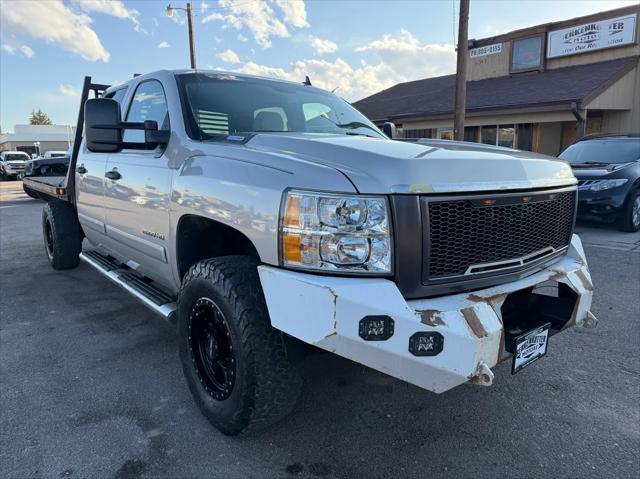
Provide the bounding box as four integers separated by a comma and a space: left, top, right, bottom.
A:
22, 175, 69, 200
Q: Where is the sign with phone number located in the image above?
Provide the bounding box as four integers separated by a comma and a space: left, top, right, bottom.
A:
470, 43, 502, 58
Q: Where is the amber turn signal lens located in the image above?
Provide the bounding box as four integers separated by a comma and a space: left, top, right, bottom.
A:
283, 195, 301, 227
282, 233, 302, 263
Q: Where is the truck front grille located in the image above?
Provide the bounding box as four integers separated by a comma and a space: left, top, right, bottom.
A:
423, 189, 576, 281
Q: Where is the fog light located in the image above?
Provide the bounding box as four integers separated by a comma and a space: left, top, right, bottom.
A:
408, 332, 444, 356
359, 315, 394, 341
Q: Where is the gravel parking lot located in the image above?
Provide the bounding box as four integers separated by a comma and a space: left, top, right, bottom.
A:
1, 180, 639, 479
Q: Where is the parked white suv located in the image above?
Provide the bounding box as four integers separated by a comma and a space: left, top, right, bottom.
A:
0, 151, 30, 179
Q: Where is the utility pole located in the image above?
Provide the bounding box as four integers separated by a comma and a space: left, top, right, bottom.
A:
166, 3, 197, 69
453, 0, 470, 141
186, 3, 196, 69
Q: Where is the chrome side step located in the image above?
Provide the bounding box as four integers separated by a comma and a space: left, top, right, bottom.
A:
80, 251, 177, 322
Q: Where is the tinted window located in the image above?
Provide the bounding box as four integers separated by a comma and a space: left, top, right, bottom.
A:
4, 154, 29, 161
511, 36, 542, 72
560, 139, 640, 164
178, 73, 384, 140
124, 80, 169, 143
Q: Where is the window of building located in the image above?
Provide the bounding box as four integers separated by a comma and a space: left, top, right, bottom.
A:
498, 126, 515, 147
480, 125, 497, 145
511, 35, 543, 73
402, 128, 434, 139
437, 128, 453, 140
480, 124, 516, 148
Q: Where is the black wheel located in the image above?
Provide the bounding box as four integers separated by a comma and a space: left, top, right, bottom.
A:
619, 190, 640, 232
23, 183, 41, 199
42, 200, 82, 269
178, 256, 302, 436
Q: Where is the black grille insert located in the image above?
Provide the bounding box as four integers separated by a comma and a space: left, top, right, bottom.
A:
423, 190, 576, 281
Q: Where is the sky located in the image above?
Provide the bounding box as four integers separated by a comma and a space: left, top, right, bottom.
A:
1, 0, 638, 130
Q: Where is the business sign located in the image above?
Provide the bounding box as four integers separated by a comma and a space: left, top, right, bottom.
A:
470, 43, 502, 58
547, 13, 637, 58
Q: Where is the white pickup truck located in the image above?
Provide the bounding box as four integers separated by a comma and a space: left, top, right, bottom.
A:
24, 71, 597, 436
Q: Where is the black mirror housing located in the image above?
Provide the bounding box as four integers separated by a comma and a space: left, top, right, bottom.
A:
383, 122, 396, 139
85, 98, 122, 152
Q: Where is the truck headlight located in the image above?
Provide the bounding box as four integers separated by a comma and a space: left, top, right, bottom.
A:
280, 190, 392, 274
588, 179, 628, 191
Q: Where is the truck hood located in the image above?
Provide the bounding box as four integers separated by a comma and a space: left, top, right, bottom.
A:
245, 133, 576, 194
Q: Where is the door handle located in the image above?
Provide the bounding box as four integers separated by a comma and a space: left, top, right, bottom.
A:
76, 165, 87, 174
105, 170, 121, 181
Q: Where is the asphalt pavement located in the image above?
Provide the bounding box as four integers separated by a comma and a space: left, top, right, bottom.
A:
1, 180, 639, 479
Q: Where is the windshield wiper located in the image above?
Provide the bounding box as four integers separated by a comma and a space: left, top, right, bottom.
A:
572, 161, 609, 167
318, 114, 380, 138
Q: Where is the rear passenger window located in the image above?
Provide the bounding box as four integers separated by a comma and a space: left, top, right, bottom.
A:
123, 80, 169, 143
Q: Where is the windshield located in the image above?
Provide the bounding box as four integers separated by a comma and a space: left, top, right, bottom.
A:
5, 154, 28, 161
560, 139, 640, 165
177, 73, 385, 140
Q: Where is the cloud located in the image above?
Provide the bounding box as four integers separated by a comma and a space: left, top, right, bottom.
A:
238, 58, 398, 101
1, 43, 34, 58
275, 0, 308, 28
19, 45, 35, 58
73, 0, 145, 33
238, 33, 248, 42
158, 41, 170, 49
202, 0, 307, 48
236, 29, 455, 102
310, 36, 337, 55
59, 84, 80, 98
0, 0, 109, 62
218, 48, 241, 64
355, 29, 455, 82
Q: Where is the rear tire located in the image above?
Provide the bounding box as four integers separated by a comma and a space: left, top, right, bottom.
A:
177, 256, 302, 436
23, 183, 41, 199
42, 200, 82, 269
619, 190, 640, 232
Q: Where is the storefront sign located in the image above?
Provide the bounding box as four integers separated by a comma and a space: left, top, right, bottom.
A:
470, 43, 502, 58
547, 13, 637, 58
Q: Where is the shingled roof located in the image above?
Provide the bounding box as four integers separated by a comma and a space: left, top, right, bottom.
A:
353, 56, 639, 122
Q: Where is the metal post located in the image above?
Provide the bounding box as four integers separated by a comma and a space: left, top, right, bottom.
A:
453, 0, 470, 141
187, 3, 196, 69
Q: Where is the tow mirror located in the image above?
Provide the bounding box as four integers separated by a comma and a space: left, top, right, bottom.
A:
383, 121, 396, 139
85, 98, 170, 153
85, 98, 122, 153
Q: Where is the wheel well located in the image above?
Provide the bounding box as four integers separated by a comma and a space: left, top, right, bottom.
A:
176, 215, 260, 279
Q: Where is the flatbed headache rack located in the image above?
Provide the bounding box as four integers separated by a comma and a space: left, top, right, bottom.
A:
22, 76, 110, 204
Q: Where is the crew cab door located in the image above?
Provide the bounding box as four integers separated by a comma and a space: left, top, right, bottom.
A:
102, 79, 174, 287
76, 88, 128, 244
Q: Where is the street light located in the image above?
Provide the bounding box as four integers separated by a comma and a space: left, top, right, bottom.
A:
165, 3, 197, 69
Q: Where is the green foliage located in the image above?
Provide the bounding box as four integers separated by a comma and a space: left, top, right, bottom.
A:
29, 109, 53, 125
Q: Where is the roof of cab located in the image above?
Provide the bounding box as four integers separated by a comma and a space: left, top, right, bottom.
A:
105, 69, 317, 94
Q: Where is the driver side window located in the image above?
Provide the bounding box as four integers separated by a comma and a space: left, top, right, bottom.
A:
123, 80, 169, 143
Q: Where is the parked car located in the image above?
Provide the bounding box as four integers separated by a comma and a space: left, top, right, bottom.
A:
0, 150, 30, 179
560, 134, 640, 232
24, 71, 597, 436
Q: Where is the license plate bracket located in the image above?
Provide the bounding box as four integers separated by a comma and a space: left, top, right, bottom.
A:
511, 323, 550, 374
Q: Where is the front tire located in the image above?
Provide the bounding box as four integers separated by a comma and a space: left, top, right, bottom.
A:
178, 256, 302, 436
42, 200, 82, 269
619, 190, 640, 232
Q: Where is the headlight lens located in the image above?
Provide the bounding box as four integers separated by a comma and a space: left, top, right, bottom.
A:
280, 190, 392, 274
588, 179, 628, 191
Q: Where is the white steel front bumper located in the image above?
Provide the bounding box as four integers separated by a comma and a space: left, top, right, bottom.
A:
258, 234, 596, 394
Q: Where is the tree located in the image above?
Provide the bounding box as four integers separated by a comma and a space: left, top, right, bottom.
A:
29, 109, 53, 125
